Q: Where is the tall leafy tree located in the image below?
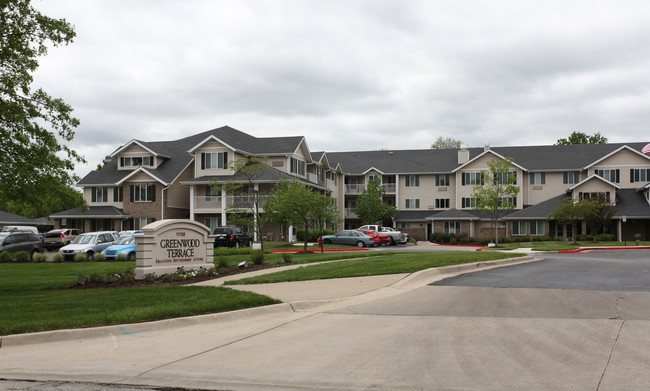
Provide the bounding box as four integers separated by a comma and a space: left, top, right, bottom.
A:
265, 179, 339, 252
431, 136, 463, 149
0, 0, 84, 217
555, 131, 608, 145
472, 158, 520, 246
356, 177, 397, 225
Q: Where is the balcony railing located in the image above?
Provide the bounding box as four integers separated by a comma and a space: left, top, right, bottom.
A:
194, 195, 269, 211
383, 183, 396, 193
345, 208, 358, 218
326, 179, 336, 190
345, 184, 365, 194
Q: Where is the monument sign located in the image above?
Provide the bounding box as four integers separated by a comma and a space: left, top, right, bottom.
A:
134, 219, 215, 280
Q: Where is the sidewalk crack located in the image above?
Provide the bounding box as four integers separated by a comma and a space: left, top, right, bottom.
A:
596, 319, 625, 391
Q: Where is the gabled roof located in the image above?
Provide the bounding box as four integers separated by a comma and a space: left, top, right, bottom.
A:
452, 149, 527, 173
569, 175, 621, 191
613, 189, 650, 219
504, 194, 568, 220
78, 126, 307, 187
50, 206, 130, 219
584, 145, 650, 169
427, 208, 480, 220
0, 210, 39, 225
110, 140, 171, 159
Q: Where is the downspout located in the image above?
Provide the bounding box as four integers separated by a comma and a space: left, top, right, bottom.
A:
161, 185, 171, 220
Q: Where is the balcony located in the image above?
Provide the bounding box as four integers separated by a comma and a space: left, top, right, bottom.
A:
345, 184, 365, 194
383, 183, 396, 194
194, 195, 268, 212
326, 179, 336, 190
345, 208, 358, 218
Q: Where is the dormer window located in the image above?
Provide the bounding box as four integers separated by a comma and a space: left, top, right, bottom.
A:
121, 156, 154, 168
201, 152, 228, 169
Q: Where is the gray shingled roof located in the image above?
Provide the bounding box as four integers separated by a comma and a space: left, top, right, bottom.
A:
504, 194, 568, 220
612, 189, 650, 219
79, 126, 306, 187
328, 142, 650, 175
0, 210, 39, 225
50, 206, 130, 218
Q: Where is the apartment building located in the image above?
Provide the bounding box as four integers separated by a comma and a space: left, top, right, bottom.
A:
52, 126, 650, 242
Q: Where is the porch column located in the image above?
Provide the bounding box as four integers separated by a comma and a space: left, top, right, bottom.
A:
189, 186, 195, 220
221, 189, 227, 226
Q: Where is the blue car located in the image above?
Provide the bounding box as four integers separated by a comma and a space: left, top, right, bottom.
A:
321, 230, 376, 248
102, 233, 142, 260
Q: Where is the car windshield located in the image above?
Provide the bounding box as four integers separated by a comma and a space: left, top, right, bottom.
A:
114, 236, 135, 245
0, 233, 7, 244
0, 227, 12, 232
72, 234, 96, 244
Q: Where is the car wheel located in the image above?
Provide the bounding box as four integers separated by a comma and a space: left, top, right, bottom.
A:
356, 241, 365, 248
128, 252, 136, 261
389, 237, 396, 246
323, 238, 332, 245
86, 252, 94, 262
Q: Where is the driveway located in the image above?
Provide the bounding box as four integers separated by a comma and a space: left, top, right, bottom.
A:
2, 250, 650, 391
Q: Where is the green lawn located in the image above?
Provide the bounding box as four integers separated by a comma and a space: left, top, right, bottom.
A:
225, 251, 525, 285
495, 240, 650, 252
0, 261, 280, 336
1, 250, 524, 336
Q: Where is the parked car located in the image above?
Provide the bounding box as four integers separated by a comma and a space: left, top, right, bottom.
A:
103, 232, 143, 260
320, 230, 376, 248
59, 231, 119, 261
0, 232, 44, 259
118, 230, 143, 236
0, 225, 38, 234
355, 229, 391, 246
358, 225, 409, 245
213, 226, 252, 248
43, 228, 83, 251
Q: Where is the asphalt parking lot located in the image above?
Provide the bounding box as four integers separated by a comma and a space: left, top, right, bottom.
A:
3, 249, 650, 390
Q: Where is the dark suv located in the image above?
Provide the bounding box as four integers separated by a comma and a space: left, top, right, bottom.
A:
212, 227, 252, 248
0, 232, 44, 259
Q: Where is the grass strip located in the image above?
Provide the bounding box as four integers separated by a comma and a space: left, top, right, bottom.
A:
225, 251, 525, 285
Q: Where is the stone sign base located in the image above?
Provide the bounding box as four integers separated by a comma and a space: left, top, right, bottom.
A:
135, 219, 215, 280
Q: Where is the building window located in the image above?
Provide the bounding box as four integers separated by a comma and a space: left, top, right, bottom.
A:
462, 172, 482, 185
91, 187, 109, 203
461, 197, 478, 208
512, 221, 527, 235
444, 221, 461, 234
630, 169, 650, 183
402, 223, 411, 228
406, 175, 420, 187
130, 184, 156, 202
496, 172, 517, 185
435, 174, 450, 186
121, 156, 154, 168
530, 172, 546, 185
205, 217, 221, 232
595, 169, 620, 183
90, 219, 112, 231
201, 152, 228, 170
499, 197, 517, 207
435, 198, 450, 209
113, 187, 123, 202
579, 191, 611, 202
133, 218, 155, 230
317, 167, 324, 182
405, 199, 420, 209
563, 171, 580, 184
530, 221, 545, 236
290, 157, 305, 176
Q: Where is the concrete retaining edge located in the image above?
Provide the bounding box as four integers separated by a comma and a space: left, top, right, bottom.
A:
1, 254, 537, 348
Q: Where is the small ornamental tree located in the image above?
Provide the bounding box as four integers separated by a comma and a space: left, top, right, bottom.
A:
472, 158, 520, 247
583, 194, 618, 242
265, 179, 339, 252
356, 177, 397, 225
548, 197, 586, 245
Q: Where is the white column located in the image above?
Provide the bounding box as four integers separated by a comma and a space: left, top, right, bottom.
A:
189, 186, 195, 221
221, 189, 227, 226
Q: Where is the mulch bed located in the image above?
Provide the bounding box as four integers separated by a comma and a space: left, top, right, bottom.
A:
70, 262, 291, 289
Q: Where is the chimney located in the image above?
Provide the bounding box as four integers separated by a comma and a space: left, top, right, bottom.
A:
484, 142, 490, 152
458, 143, 469, 164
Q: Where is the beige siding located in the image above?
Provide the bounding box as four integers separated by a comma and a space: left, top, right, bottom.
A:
84, 186, 123, 208
399, 174, 435, 209
454, 154, 524, 209
166, 165, 192, 209
194, 141, 235, 177
589, 149, 650, 189
117, 144, 160, 170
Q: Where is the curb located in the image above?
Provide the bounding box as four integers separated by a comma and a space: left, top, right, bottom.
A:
1, 255, 537, 348
559, 246, 650, 253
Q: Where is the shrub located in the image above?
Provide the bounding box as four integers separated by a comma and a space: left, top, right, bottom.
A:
553, 236, 564, 241
250, 250, 265, 265
32, 253, 47, 263
14, 251, 30, 262
116, 253, 127, 262
0, 251, 12, 263
143, 273, 157, 282
449, 237, 457, 245
296, 229, 335, 242
74, 253, 87, 262
577, 234, 592, 241
53, 253, 64, 263
216, 254, 228, 268
93, 252, 106, 262
282, 252, 293, 263
597, 233, 615, 241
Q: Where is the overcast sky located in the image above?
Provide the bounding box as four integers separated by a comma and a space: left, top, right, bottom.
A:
33, 0, 650, 178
